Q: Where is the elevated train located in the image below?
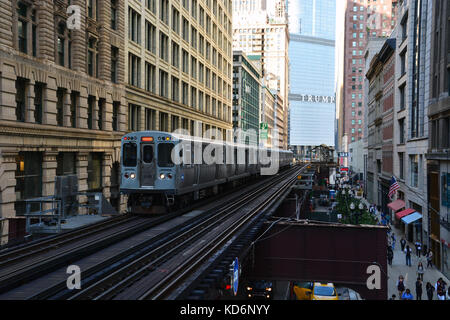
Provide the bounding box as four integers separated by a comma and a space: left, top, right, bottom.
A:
120, 131, 293, 213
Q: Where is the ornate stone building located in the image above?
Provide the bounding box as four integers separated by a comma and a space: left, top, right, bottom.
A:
0, 0, 127, 243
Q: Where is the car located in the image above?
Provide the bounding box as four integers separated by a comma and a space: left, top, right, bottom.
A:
293, 282, 339, 300
246, 280, 273, 299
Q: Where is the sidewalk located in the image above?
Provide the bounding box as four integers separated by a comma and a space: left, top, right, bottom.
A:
360, 197, 450, 300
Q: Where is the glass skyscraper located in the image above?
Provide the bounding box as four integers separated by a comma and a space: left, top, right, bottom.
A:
288, 0, 336, 151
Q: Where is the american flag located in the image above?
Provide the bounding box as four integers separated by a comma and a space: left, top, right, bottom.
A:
388, 176, 400, 199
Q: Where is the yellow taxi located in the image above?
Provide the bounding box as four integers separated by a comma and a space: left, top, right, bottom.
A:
293, 282, 339, 300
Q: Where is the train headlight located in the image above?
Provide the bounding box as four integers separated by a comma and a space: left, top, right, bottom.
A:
124, 173, 129, 179
130, 173, 136, 179
160, 173, 165, 180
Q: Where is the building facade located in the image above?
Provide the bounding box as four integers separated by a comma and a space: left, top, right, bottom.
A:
288, 0, 336, 154
426, 0, 450, 278
232, 0, 289, 149
340, 0, 398, 154
125, 0, 233, 142
232, 51, 261, 145
0, 0, 127, 243
365, 38, 396, 215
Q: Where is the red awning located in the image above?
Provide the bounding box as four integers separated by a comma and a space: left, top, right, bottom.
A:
388, 199, 406, 212
396, 208, 415, 220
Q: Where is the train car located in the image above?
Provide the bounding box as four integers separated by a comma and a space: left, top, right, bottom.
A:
120, 131, 293, 214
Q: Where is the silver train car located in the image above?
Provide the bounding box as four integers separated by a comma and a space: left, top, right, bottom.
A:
120, 131, 293, 213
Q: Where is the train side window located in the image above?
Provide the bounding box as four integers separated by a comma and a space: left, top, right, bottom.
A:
123, 143, 137, 167
143, 145, 154, 163
158, 143, 174, 167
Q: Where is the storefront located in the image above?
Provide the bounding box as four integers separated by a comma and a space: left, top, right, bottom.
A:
395, 208, 422, 243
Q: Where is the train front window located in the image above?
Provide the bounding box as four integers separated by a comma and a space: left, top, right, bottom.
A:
143, 145, 154, 163
123, 143, 137, 167
158, 143, 174, 167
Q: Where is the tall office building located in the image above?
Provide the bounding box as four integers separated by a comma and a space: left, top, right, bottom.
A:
288, 0, 336, 158
340, 0, 398, 150
0, 0, 127, 243
125, 0, 234, 141
232, 0, 289, 149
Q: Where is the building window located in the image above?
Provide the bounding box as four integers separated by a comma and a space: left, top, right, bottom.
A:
182, 82, 189, 105
15, 152, 42, 215
111, 46, 119, 83
145, 21, 156, 53
87, 153, 103, 192
98, 98, 105, 130
400, 50, 406, 76
111, 0, 118, 30
191, 87, 196, 108
171, 76, 179, 102
128, 53, 141, 87
182, 18, 189, 42
128, 7, 141, 44
160, 0, 169, 24
410, 155, 419, 188
15, 78, 27, 122
88, 95, 95, 129
112, 101, 120, 131
159, 112, 169, 132
87, 37, 99, 77
147, 0, 156, 13
182, 49, 189, 73
56, 88, 65, 126
34, 82, 44, 124
145, 108, 156, 130
399, 118, 405, 143
399, 152, 404, 180
70, 91, 79, 128
87, 0, 99, 20
128, 104, 141, 131
191, 57, 197, 79
159, 70, 168, 98
159, 32, 169, 61
56, 152, 76, 176
172, 7, 180, 34
145, 62, 156, 93
171, 41, 179, 68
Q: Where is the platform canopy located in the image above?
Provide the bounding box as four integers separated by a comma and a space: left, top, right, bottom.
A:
388, 199, 405, 212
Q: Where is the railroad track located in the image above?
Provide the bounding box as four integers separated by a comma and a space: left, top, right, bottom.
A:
61, 165, 307, 300
0, 165, 304, 300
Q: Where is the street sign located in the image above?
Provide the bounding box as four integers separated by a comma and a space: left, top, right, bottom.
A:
260, 123, 268, 140
232, 257, 239, 296
338, 152, 349, 157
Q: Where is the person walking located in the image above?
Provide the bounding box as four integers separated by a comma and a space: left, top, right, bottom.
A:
397, 275, 405, 298
389, 294, 396, 300
436, 278, 447, 301
391, 233, 396, 250
387, 245, 394, 266
426, 282, 434, 300
401, 288, 414, 300
426, 249, 433, 268
415, 278, 423, 300
400, 237, 407, 252
417, 261, 424, 281
405, 245, 412, 267
415, 241, 422, 258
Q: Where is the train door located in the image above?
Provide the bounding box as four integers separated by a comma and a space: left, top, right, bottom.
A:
140, 143, 155, 187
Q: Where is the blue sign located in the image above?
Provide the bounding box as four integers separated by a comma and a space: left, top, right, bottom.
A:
232, 257, 239, 296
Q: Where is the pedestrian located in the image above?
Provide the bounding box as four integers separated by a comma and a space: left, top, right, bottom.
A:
415, 278, 423, 300
426, 282, 434, 300
389, 294, 396, 300
387, 246, 394, 266
400, 237, 407, 252
405, 245, 412, 267
426, 249, 433, 268
391, 233, 396, 250
436, 278, 447, 301
415, 241, 422, 257
397, 275, 405, 298
417, 261, 424, 281
401, 288, 414, 300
